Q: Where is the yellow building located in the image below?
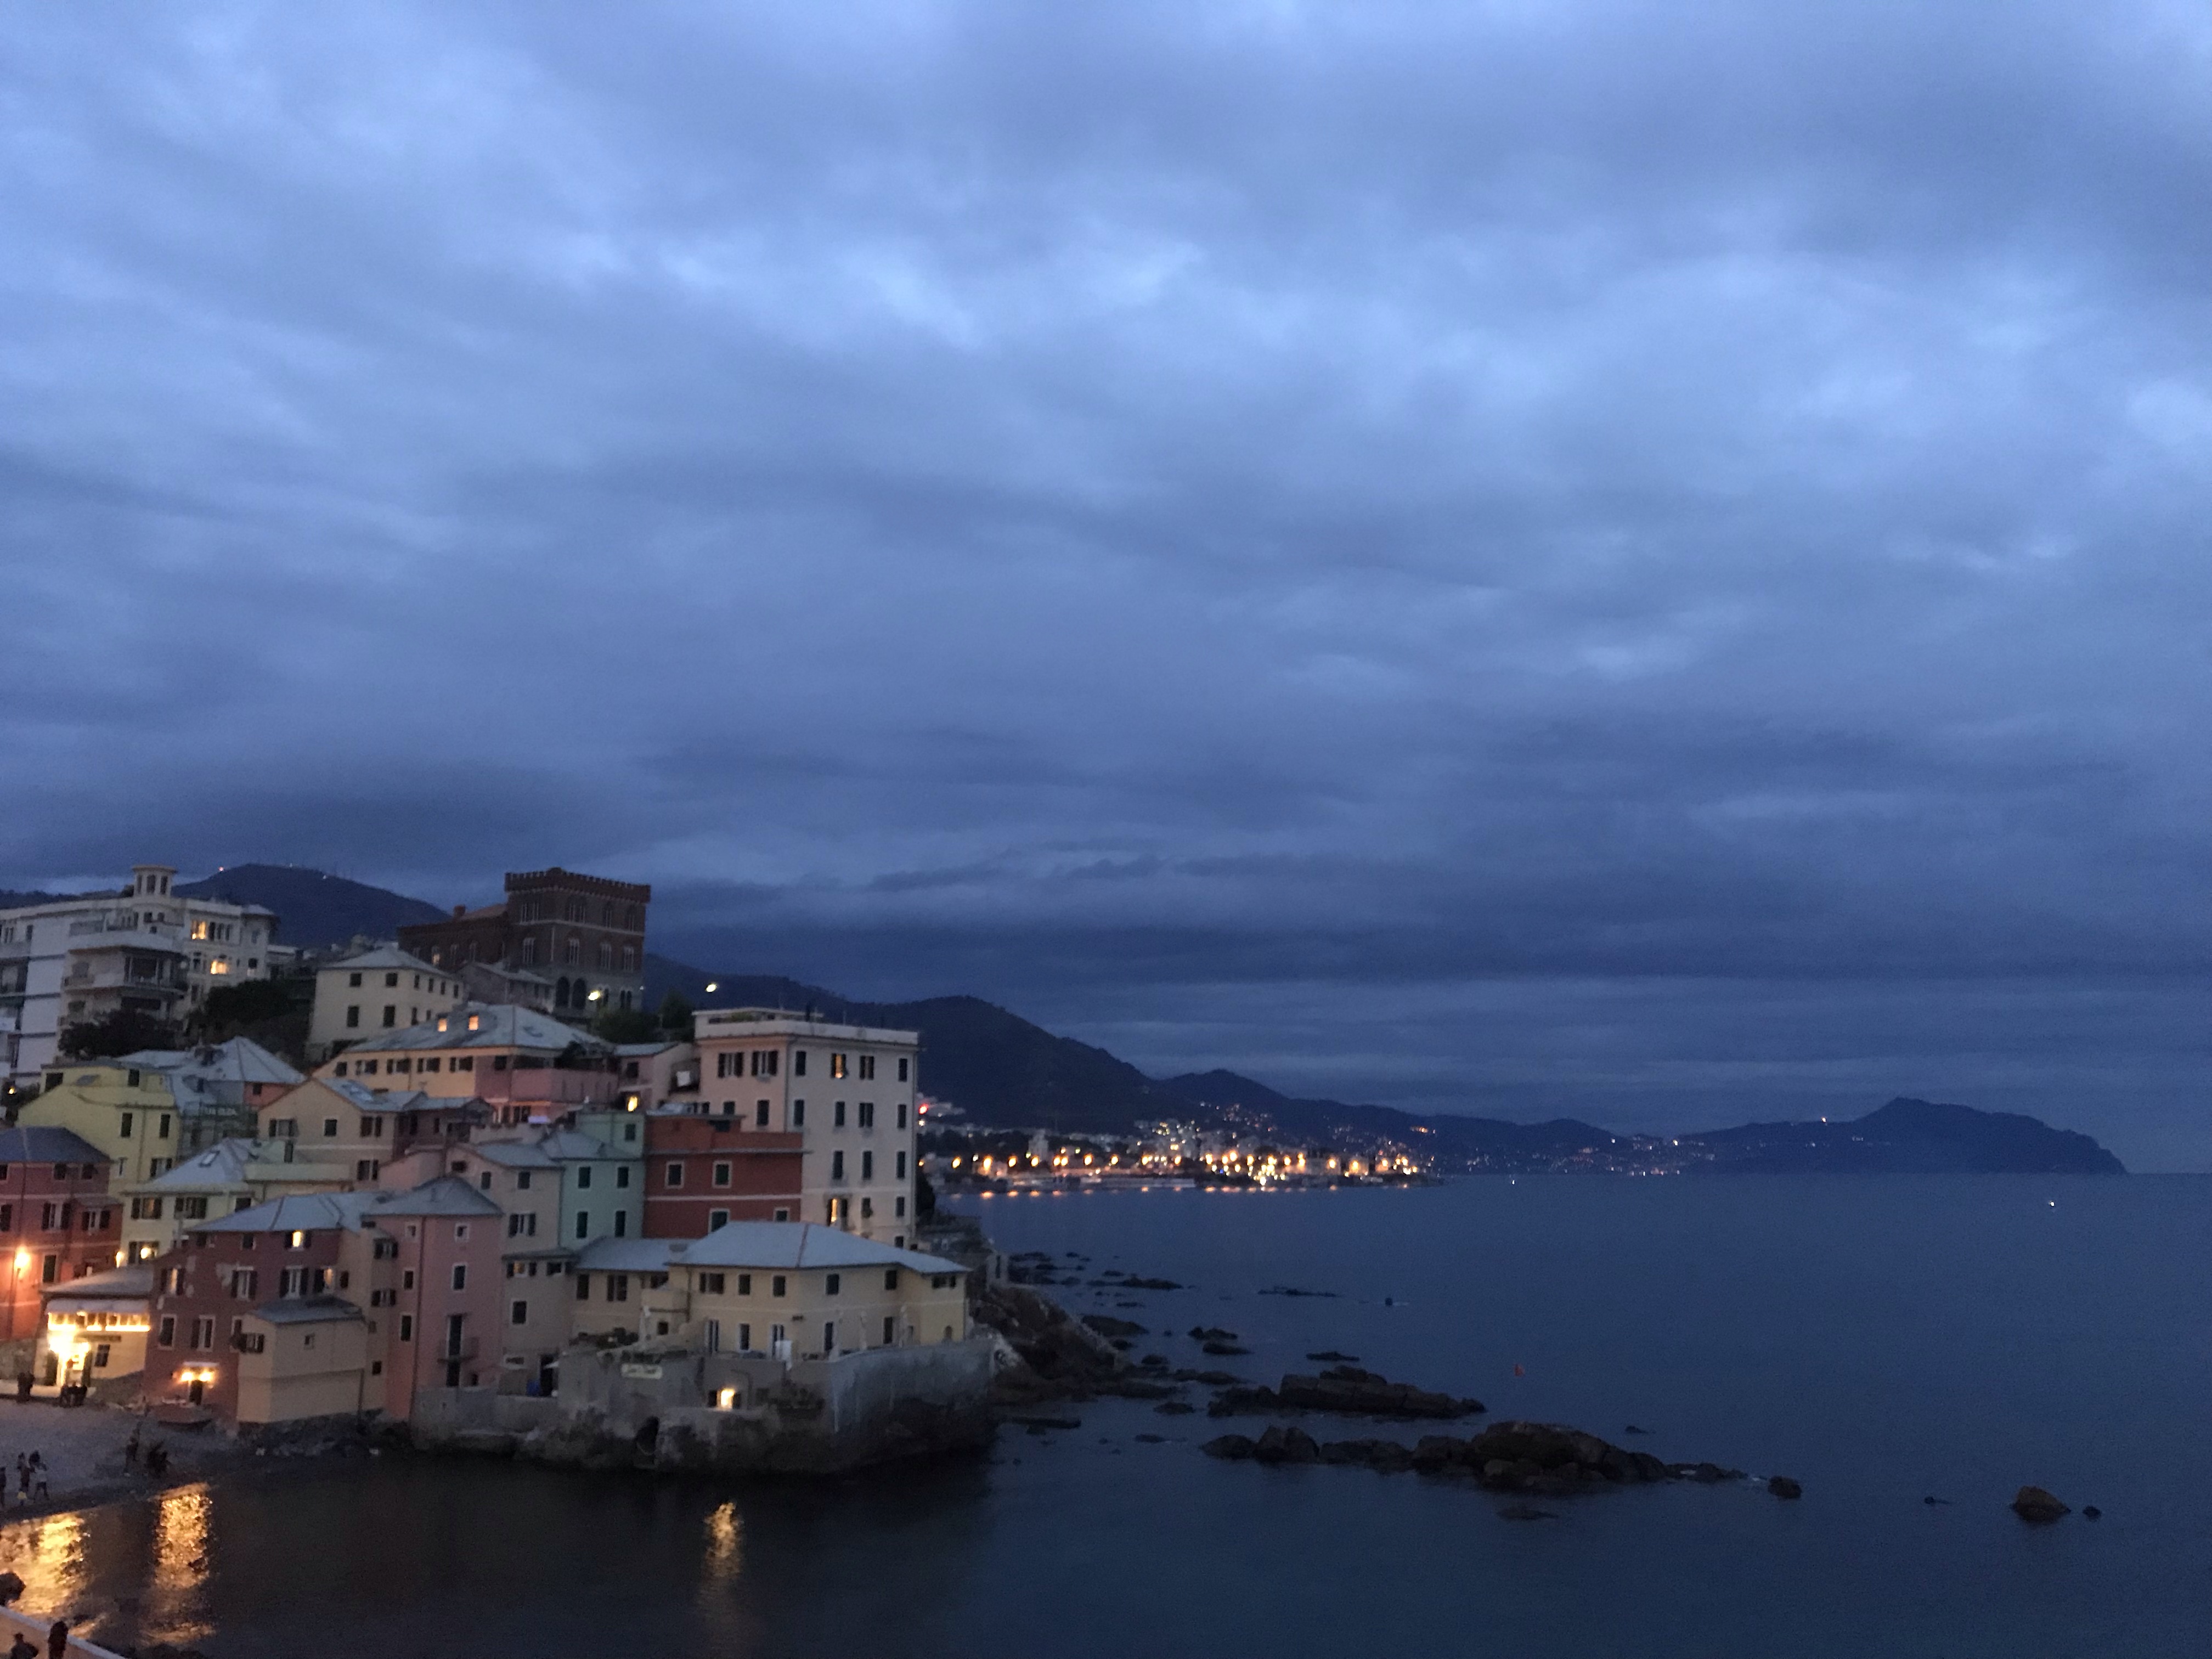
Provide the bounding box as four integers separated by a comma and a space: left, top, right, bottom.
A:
17, 1062, 204, 1184
36, 1261, 156, 1396
119, 1137, 356, 1263
572, 1222, 968, 1359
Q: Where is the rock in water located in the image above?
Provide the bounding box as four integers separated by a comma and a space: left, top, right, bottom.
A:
2011, 1486, 2070, 1523
1203, 1434, 1256, 1460
1767, 1476, 1803, 1499
2081, 1505, 2101, 1520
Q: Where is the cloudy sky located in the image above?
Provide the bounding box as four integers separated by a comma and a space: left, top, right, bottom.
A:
4, 3, 2205, 1166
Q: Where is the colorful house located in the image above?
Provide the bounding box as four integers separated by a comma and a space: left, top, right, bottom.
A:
0, 1125, 122, 1345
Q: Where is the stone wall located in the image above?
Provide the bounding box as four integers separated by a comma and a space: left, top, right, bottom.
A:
499, 1340, 995, 1475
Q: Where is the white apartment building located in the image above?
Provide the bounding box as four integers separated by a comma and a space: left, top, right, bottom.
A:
0, 865, 279, 1084
689, 1009, 920, 1246
306, 944, 467, 1062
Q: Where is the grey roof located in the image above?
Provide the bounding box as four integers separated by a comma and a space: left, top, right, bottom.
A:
120, 1037, 304, 1088
365, 1175, 502, 1218
44, 1262, 156, 1302
614, 1041, 684, 1057
534, 1129, 621, 1162
466, 1140, 560, 1169
574, 1238, 681, 1274
673, 1222, 964, 1275
251, 1296, 365, 1327
0, 1125, 111, 1165
193, 1175, 500, 1233
334, 1002, 605, 1056
323, 944, 441, 974
321, 1078, 438, 1114
194, 1190, 383, 1234
141, 1138, 351, 1191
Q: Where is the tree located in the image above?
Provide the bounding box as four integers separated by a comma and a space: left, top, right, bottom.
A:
656, 991, 694, 1036
593, 1007, 660, 1045
59, 1008, 180, 1060
915, 1167, 937, 1218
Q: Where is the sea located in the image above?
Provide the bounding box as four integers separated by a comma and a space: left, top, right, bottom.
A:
2, 1175, 2204, 1658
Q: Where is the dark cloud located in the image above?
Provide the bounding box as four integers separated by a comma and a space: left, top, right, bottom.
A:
2, 1, 2204, 1166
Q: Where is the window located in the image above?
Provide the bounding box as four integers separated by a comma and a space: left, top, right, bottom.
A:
759, 1100, 773, 1127
280, 1266, 308, 1295
883, 1316, 895, 1346
822, 1321, 836, 1354
698, 1273, 725, 1294
608, 1274, 629, 1302
382, 1006, 397, 1027
120, 1112, 134, 1137
176, 1197, 208, 1221
191, 1317, 215, 1351
613, 1210, 627, 1237
712, 1162, 731, 1188
770, 1275, 786, 1297
735, 1273, 753, 1294
831, 1053, 847, 1080
346, 1006, 360, 1029
386, 972, 399, 988
859, 1056, 876, 1081
399, 1315, 413, 1341
834, 1102, 847, 1128
158, 1114, 172, 1139
615, 1166, 630, 1189
737, 1323, 752, 1353
859, 1101, 876, 1129
402, 1269, 415, 1289
575, 1166, 592, 1190
516, 1171, 531, 1191
574, 1275, 591, 1301
130, 1197, 163, 1221
510, 1300, 528, 1326
665, 1162, 684, 1188
793, 1050, 807, 1077
349, 972, 363, 988
773, 1208, 789, 1223
898, 1058, 909, 1083
157, 1316, 177, 1348
831, 1150, 845, 1181
575, 1212, 589, 1237
884, 1269, 899, 1290
323, 1119, 338, 1137
452, 1264, 467, 1290
896, 1101, 908, 1129
825, 1272, 840, 1296
455, 1225, 468, 1241
861, 1151, 874, 1181
895, 1197, 907, 1218
789, 1099, 803, 1128
708, 1209, 728, 1229
895, 1151, 907, 1179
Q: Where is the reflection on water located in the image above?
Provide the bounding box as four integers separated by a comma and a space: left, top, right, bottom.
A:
149, 1485, 213, 1646
15, 1508, 86, 1611
702, 1500, 743, 1586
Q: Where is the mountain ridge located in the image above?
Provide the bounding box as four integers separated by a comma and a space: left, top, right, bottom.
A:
10, 865, 2123, 1173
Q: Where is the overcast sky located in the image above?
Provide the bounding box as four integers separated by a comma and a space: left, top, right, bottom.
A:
4, 3, 2205, 1166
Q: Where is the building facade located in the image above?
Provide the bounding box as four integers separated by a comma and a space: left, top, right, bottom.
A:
641, 1115, 804, 1238
0, 1125, 122, 1344
0, 865, 281, 1082
397, 867, 650, 1021
306, 945, 465, 1062
689, 1010, 921, 1247
315, 1003, 623, 1126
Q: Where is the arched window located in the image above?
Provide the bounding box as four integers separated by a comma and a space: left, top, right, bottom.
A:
597, 942, 613, 969
600, 901, 615, 926
521, 936, 538, 967
620, 946, 636, 972
564, 936, 581, 966
565, 898, 586, 923
624, 905, 641, 930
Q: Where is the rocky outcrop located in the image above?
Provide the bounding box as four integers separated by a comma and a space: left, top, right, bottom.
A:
1207, 1366, 1484, 1420
977, 1283, 1177, 1404
1201, 1417, 1762, 1499
2012, 1485, 2070, 1523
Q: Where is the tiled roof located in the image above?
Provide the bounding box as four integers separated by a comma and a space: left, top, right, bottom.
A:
251, 1296, 365, 1326
332, 1002, 602, 1056
365, 1175, 501, 1218
0, 1125, 112, 1166
323, 944, 441, 973
194, 1191, 383, 1234
574, 1238, 680, 1274
673, 1222, 962, 1274
43, 1262, 156, 1302
121, 1037, 304, 1088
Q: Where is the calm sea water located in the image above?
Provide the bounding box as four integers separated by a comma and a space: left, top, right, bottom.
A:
2, 1176, 2204, 1658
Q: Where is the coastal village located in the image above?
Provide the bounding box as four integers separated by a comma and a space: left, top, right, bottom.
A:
0, 859, 1413, 1481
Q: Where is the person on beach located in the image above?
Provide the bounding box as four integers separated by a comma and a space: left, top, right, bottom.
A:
122, 1429, 139, 1468
43, 1618, 64, 1659
30, 1455, 47, 1502
7, 1630, 36, 1659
